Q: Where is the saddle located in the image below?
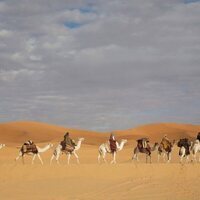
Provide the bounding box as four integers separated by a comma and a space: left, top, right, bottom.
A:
137, 138, 149, 149
177, 138, 191, 148
60, 141, 75, 153
22, 141, 38, 154
178, 138, 191, 155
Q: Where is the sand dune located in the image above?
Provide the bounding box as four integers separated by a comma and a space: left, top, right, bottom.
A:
0, 121, 199, 145
0, 121, 200, 200
0, 121, 106, 145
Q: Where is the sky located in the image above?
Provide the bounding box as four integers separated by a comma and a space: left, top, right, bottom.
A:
0, 0, 200, 131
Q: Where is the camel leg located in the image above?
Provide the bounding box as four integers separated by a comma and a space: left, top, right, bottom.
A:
55, 152, 61, 165
73, 152, 80, 164
186, 155, 190, 163
133, 153, 139, 162
132, 152, 139, 162
157, 153, 161, 163
32, 154, 36, 164
98, 153, 101, 163
163, 153, 166, 162
67, 154, 71, 164
180, 155, 183, 163
50, 154, 55, 165
15, 151, 23, 162
136, 154, 139, 162
167, 153, 171, 163
22, 155, 25, 164
98, 150, 103, 164
37, 154, 43, 165
111, 152, 116, 164
102, 152, 107, 163
198, 153, 200, 162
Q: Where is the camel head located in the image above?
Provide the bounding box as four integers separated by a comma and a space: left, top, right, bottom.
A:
154, 142, 159, 150
48, 143, 54, 148
0, 144, 5, 148
194, 139, 200, 145
172, 139, 176, 145
121, 139, 128, 144
78, 138, 85, 142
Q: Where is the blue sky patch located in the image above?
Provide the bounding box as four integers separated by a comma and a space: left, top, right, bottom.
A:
79, 6, 94, 13
184, 0, 200, 3
64, 21, 82, 29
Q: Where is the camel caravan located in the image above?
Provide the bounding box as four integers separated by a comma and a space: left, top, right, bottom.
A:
1, 132, 200, 164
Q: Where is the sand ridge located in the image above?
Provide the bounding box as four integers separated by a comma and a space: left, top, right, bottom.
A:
0, 121, 200, 145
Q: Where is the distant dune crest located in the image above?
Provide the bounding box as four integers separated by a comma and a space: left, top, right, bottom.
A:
0, 121, 199, 144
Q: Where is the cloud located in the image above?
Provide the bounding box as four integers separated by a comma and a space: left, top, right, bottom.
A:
0, 0, 200, 131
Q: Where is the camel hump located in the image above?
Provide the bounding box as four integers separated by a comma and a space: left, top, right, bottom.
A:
137, 138, 149, 143
24, 140, 34, 145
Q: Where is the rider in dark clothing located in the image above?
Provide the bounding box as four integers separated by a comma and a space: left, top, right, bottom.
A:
109, 133, 117, 153
61, 132, 76, 151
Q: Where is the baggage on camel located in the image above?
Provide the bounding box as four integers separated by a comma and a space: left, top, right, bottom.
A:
178, 138, 191, 155
22, 140, 38, 154
137, 138, 149, 148
60, 141, 75, 153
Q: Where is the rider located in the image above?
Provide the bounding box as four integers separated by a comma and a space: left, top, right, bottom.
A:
61, 132, 76, 151
161, 134, 170, 148
109, 133, 117, 153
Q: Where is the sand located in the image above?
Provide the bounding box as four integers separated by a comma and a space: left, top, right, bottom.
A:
0, 121, 200, 200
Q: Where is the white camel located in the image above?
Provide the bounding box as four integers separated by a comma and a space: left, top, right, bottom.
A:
0, 144, 5, 149
15, 143, 53, 165
98, 139, 127, 164
50, 138, 84, 165
191, 139, 200, 162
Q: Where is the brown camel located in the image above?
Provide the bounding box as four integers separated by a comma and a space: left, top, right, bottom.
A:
157, 139, 176, 163
132, 140, 159, 163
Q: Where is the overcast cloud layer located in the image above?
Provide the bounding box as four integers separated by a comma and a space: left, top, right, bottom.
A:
0, 0, 200, 131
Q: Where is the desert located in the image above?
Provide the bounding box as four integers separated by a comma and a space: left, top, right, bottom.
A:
0, 121, 200, 200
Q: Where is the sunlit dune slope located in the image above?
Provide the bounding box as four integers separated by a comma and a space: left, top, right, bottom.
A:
0, 121, 106, 145
0, 121, 200, 145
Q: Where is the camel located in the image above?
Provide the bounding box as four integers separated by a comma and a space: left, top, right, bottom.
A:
132, 142, 159, 163
0, 144, 5, 149
157, 140, 176, 163
191, 139, 200, 162
15, 143, 53, 165
98, 139, 127, 164
50, 138, 84, 165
